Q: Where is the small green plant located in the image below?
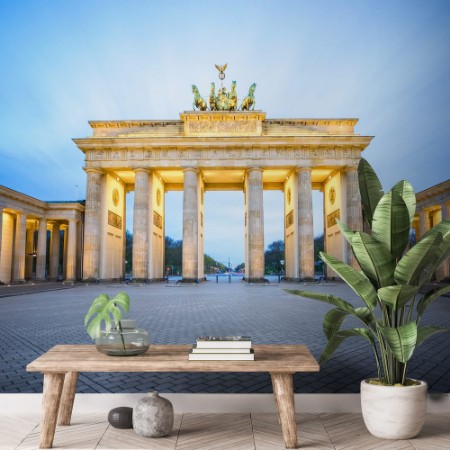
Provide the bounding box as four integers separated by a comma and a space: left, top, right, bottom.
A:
84, 292, 130, 350
286, 158, 450, 386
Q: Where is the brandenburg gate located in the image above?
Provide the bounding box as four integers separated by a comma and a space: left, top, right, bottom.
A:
74, 99, 373, 282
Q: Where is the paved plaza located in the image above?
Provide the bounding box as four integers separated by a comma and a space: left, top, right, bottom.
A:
1, 279, 449, 394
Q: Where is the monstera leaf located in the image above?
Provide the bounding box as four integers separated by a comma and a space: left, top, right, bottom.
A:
84, 292, 130, 340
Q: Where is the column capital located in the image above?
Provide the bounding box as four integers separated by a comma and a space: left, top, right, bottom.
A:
134, 168, 151, 174
295, 167, 312, 174
182, 167, 199, 174
247, 167, 263, 174
343, 165, 358, 173
83, 167, 103, 175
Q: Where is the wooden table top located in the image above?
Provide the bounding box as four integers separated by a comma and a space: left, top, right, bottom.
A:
26, 344, 320, 373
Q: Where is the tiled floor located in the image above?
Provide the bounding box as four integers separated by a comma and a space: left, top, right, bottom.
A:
3, 412, 450, 450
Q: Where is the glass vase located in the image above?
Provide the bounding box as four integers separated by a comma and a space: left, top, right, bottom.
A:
95, 328, 149, 356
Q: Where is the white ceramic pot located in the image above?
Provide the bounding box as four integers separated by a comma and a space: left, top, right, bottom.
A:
361, 379, 427, 439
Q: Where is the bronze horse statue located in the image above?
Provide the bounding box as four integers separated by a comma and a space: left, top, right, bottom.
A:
228, 81, 238, 111
192, 85, 207, 111
240, 83, 256, 110
209, 83, 217, 111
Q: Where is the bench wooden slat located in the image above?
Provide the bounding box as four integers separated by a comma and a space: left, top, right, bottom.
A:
26, 344, 319, 373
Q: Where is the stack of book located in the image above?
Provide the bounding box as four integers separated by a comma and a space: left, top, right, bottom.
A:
188, 335, 254, 361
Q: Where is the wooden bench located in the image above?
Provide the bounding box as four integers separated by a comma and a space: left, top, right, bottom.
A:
26, 344, 319, 449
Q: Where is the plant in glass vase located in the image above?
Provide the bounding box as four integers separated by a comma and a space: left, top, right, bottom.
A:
286, 158, 450, 439
84, 292, 149, 356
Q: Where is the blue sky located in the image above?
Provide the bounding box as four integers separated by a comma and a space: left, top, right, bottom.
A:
1, 1, 449, 266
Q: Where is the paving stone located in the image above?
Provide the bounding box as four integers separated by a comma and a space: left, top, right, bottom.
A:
0, 281, 449, 394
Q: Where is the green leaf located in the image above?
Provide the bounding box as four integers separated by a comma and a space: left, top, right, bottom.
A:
285, 289, 362, 314
84, 292, 131, 339
391, 180, 416, 226
84, 294, 109, 326
379, 321, 417, 363
372, 190, 411, 259
319, 252, 378, 310
416, 326, 449, 347
350, 232, 395, 288
320, 328, 376, 364
422, 219, 450, 269
322, 307, 373, 340
358, 158, 384, 227
377, 285, 418, 311
394, 232, 443, 287
337, 219, 357, 245
111, 292, 131, 312
416, 285, 450, 318
323, 309, 348, 340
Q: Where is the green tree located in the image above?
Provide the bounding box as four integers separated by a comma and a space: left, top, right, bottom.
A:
314, 234, 324, 274
125, 230, 133, 273
264, 240, 285, 274
204, 255, 227, 273
165, 236, 182, 275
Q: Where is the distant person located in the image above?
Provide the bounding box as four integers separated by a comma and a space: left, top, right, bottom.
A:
409, 227, 416, 247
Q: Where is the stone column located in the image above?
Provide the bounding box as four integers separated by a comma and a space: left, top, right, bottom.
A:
66, 220, 77, 281
182, 168, 199, 282
36, 218, 48, 280
0, 207, 3, 257
83, 169, 102, 280
297, 168, 315, 280
246, 168, 265, 282
419, 210, 427, 239
345, 167, 363, 269
132, 169, 150, 281
25, 224, 34, 279
13, 213, 27, 283
49, 223, 60, 280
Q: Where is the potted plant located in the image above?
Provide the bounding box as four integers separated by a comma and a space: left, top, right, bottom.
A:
84, 292, 149, 356
286, 158, 450, 439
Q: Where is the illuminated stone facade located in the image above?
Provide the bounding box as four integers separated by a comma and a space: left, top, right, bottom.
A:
74, 111, 373, 282
0, 186, 84, 284
414, 179, 450, 281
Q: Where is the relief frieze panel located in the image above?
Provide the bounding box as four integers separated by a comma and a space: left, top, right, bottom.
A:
85, 145, 362, 163
187, 119, 257, 134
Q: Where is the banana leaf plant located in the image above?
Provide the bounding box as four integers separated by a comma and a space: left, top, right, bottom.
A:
286, 158, 450, 385
84, 292, 130, 351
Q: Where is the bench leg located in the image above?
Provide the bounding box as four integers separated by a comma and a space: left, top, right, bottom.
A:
270, 372, 298, 449
39, 372, 65, 449
270, 374, 282, 425
58, 371, 79, 426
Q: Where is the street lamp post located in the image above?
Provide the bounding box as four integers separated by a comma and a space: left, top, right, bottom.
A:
278, 259, 285, 283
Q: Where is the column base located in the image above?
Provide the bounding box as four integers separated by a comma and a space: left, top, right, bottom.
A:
179, 278, 200, 284
11, 279, 26, 284
243, 277, 269, 284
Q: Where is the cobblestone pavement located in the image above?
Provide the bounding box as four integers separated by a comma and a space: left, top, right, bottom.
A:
1, 279, 449, 394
